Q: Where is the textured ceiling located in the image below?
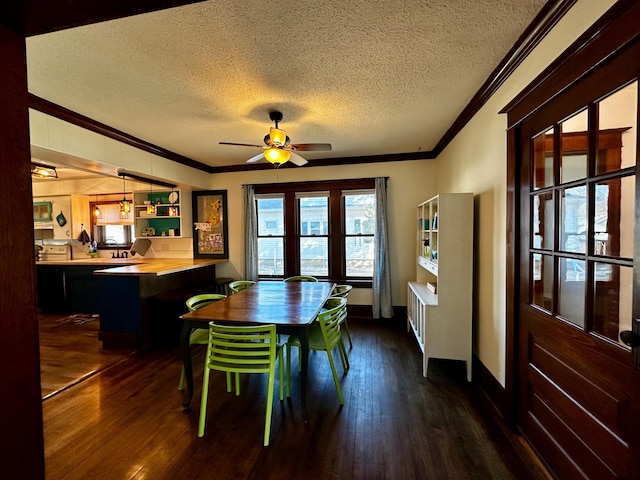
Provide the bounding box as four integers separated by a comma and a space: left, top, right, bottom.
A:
26, 0, 547, 169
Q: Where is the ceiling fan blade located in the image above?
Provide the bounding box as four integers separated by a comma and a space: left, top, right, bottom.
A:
219, 142, 264, 148
290, 143, 332, 152
246, 152, 265, 163
288, 151, 308, 166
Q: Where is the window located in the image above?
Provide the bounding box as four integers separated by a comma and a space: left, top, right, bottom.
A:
90, 201, 135, 248
344, 191, 375, 276
254, 179, 376, 284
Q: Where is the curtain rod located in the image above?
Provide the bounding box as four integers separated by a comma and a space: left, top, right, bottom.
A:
117, 169, 177, 189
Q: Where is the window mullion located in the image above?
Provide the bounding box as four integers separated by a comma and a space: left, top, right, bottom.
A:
284, 192, 298, 277
329, 189, 342, 279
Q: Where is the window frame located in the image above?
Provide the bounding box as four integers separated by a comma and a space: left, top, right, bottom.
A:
254, 178, 376, 286
89, 200, 135, 249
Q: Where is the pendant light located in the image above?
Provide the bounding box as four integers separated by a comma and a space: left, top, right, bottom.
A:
119, 175, 130, 219
147, 181, 156, 215
93, 196, 102, 218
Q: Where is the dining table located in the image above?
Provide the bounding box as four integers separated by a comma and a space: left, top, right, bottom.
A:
179, 280, 335, 420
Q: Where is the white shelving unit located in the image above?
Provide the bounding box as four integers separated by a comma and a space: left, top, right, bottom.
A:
133, 189, 192, 238
408, 193, 473, 381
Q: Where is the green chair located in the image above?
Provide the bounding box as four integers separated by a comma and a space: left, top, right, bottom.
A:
228, 280, 256, 294
198, 323, 284, 446
178, 293, 227, 391
321, 296, 350, 369
331, 285, 353, 348
286, 297, 348, 405
283, 275, 318, 282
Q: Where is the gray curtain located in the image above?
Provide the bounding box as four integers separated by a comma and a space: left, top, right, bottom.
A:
373, 177, 393, 318
243, 185, 258, 281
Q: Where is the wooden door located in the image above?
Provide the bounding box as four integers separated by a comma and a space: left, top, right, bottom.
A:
517, 44, 640, 479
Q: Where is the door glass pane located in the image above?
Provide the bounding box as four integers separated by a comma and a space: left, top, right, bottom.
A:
560, 109, 588, 184
560, 186, 586, 254
532, 253, 553, 311
532, 192, 553, 250
593, 176, 635, 258
593, 262, 633, 348
258, 238, 283, 276
533, 128, 553, 190
558, 257, 585, 327
597, 82, 637, 174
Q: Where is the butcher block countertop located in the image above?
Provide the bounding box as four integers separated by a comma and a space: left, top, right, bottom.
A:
36, 258, 144, 266
93, 258, 225, 276
37, 258, 225, 276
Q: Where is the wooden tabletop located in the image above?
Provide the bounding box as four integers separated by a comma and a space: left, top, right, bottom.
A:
92, 258, 226, 276
181, 280, 335, 326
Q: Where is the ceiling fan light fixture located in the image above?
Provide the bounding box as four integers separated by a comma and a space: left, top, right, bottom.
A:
269, 127, 287, 146
265, 147, 291, 165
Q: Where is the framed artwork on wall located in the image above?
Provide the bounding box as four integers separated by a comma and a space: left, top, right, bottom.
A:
192, 190, 229, 259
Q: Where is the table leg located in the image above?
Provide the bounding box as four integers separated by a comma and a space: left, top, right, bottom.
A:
180, 321, 194, 410
298, 326, 310, 422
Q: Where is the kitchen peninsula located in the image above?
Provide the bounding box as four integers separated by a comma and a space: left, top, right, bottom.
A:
37, 258, 226, 348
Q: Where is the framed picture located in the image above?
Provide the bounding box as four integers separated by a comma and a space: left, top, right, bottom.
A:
192, 190, 229, 259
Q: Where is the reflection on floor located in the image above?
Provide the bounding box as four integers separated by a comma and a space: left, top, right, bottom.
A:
39, 313, 137, 399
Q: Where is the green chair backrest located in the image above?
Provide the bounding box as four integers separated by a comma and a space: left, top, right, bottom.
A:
229, 280, 256, 294
332, 284, 352, 298
283, 275, 318, 282
205, 323, 278, 374
317, 297, 347, 350
186, 293, 227, 312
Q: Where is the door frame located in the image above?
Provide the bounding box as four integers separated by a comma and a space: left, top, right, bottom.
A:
503, 0, 640, 427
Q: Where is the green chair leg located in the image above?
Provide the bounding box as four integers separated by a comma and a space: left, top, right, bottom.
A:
197, 361, 212, 437
326, 349, 344, 405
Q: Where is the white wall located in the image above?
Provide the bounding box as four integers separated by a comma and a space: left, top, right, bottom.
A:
207, 161, 436, 306
434, 0, 616, 385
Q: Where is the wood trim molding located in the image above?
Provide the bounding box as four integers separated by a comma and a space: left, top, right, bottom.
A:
473, 354, 508, 420
0, 25, 45, 479
2, 1, 207, 37
29, 94, 214, 173
504, 127, 519, 427
501, 0, 640, 126
208, 151, 436, 173
432, 0, 577, 156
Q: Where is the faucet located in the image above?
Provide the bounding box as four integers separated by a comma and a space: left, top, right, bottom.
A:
105, 238, 128, 258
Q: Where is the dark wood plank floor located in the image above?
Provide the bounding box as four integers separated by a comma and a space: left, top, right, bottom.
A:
39, 314, 136, 399
42, 318, 550, 480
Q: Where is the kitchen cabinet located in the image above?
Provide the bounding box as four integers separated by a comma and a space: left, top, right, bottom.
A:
133, 189, 192, 238
33, 201, 52, 222
65, 265, 104, 313
408, 193, 473, 381
36, 263, 108, 314
36, 265, 66, 313
33, 195, 90, 240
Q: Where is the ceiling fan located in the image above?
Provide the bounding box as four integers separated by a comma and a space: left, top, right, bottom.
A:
219, 111, 332, 166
